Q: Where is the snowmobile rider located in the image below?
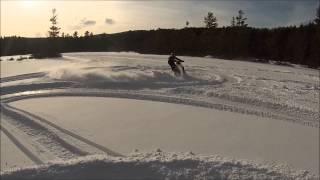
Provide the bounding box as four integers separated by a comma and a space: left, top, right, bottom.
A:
168, 52, 184, 72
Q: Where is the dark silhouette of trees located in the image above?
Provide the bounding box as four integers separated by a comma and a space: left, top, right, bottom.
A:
2, 24, 318, 68
31, 8, 61, 58
186, 21, 189, 28
84, 31, 90, 37
1, 8, 319, 68
73, 31, 78, 38
236, 10, 248, 27
47, 8, 61, 57
204, 12, 218, 28
48, 9, 60, 38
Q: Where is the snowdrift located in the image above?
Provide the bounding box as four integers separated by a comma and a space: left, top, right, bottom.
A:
1, 151, 317, 180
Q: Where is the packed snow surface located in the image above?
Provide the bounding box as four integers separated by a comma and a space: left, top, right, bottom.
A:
9, 96, 319, 174
1, 52, 319, 179
2, 151, 318, 180
0, 131, 34, 169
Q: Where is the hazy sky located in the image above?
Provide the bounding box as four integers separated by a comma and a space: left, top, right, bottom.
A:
1, 0, 319, 37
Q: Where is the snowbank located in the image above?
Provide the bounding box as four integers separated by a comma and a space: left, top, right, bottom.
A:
1, 150, 317, 180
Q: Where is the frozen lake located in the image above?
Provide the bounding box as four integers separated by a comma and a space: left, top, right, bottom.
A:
1, 52, 318, 178
10, 96, 319, 174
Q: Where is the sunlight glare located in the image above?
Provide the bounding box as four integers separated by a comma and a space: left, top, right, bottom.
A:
21, 0, 37, 8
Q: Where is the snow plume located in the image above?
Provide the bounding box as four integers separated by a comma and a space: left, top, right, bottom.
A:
47, 65, 177, 82
1, 151, 317, 180
45, 63, 221, 89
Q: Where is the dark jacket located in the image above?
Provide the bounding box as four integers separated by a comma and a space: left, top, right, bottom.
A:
168, 55, 182, 67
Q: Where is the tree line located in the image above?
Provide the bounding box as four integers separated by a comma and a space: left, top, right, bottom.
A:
203, 10, 248, 28
1, 6, 319, 68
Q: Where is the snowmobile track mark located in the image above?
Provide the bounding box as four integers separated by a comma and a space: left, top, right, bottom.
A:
2, 104, 90, 158
0, 72, 46, 83
3, 103, 123, 157
0, 124, 44, 165
3, 89, 316, 127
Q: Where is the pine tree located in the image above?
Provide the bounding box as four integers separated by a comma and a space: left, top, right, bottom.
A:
84, 31, 90, 37
48, 9, 60, 38
204, 12, 218, 28
231, 16, 236, 27
186, 21, 189, 28
73, 31, 78, 38
236, 10, 248, 27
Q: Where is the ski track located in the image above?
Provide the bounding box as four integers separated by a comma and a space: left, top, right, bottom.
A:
0, 53, 318, 178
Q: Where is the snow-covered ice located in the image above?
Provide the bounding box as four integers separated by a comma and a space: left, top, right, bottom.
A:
9, 96, 319, 174
1, 52, 319, 179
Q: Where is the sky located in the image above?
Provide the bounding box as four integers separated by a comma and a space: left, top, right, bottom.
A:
1, 0, 319, 37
